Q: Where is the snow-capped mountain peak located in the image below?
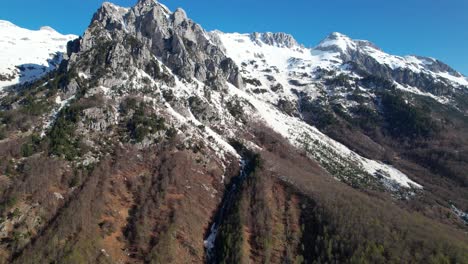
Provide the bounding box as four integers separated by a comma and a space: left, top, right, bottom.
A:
311, 32, 468, 89
39, 26, 58, 33
315, 32, 385, 57
0, 20, 77, 91
316, 32, 358, 53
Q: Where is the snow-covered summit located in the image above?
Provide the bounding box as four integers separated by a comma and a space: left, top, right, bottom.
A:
214, 29, 467, 130
39, 26, 58, 33
0, 20, 77, 90
312, 32, 467, 87
316, 32, 382, 53
316, 32, 358, 52
220, 30, 468, 90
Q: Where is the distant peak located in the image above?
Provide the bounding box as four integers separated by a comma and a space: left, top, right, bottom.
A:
0, 20, 16, 28
316, 32, 355, 52
250, 32, 300, 48
316, 32, 382, 53
40, 26, 57, 33
328, 32, 350, 39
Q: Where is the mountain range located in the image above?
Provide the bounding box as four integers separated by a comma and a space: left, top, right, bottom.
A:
0, 0, 467, 263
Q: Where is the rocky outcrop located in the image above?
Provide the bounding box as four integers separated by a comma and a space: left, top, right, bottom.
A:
69, 0, 243, 90
250, 32, 300, 48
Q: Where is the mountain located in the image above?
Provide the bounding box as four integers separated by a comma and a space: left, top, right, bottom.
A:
0, 0, 467, 263
0, 20, 77, 92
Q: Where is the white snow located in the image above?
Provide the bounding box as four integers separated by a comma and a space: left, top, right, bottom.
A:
133, 64, 240, 160
215, 31, 340, 107
394, 82, 449, 104
53, 192, 64, 200
451, 205, 468, 224
317, 32, 357, 52
165, 99, 240, 159
315, 32, 468, 89
40, 95, 76, 137
360, 159, 421, 189
227, 83, 422, 189
55, 95, 62, 105
366, 50, 468, 88
437, 72, 468, 87
204, 224, 218, 250
78, 72, 89, 79
218, 32, 338, 74
157, 1, 172, 18
0, 20, 77, 90
213, 31, 424, 190
103, 2, 130, 14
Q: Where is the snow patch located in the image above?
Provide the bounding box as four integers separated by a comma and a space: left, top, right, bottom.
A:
451, 205, 468, 224
53, 192, 64, 200
41, 95, 76, 137
394, 82, 449, 104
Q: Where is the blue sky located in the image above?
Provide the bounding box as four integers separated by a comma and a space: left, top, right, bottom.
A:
1, 0, 467, 74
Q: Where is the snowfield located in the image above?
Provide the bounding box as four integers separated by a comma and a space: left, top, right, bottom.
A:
0, 20, 77, 90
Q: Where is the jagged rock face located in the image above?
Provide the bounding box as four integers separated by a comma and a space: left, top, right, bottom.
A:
250, 32, 300, 48
72, 0, 243, 89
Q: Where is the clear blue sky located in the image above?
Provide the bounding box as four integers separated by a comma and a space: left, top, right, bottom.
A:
1, 0, 467, 75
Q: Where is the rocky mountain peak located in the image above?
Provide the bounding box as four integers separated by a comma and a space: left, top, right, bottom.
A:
250, 32, 300, 48
136, 0, 158, 7
173, 8, 188, 22
90, 2, 129, 30
134, 0, 168, 15
73, 0, 243, 89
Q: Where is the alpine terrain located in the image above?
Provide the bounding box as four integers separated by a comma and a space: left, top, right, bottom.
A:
0, 0, 467, 263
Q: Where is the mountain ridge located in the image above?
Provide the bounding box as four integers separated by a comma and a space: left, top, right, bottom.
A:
1, 8, 467, 91
0, 1, 467, 263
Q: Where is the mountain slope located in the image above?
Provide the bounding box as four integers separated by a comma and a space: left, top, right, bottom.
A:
0, 20, 77, 92
0, 0, 467, 263
215, 31, 468, 105
213, 29, 468, 219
